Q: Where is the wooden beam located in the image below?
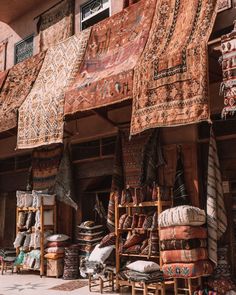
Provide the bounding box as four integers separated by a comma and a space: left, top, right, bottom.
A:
92, 109, 118, 128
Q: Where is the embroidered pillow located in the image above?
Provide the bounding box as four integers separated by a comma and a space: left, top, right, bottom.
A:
123, 233, 146, 249
99, 233, 116, 248
131, 214, 139, 229
137, 214, 146, 228
127, 260, 160, 273
143, 216, 153, 230
119, 214, 128, 229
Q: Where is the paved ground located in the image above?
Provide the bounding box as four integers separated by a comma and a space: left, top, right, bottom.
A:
0, 272, 127, 295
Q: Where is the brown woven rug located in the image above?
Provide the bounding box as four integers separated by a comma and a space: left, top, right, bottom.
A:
130, 0, 218, 135
49, 280, 88, 291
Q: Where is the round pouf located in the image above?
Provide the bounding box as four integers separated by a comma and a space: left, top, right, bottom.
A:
63, 247, 79, 280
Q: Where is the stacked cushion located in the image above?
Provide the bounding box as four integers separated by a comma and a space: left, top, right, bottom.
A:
159, 206, 211, 278
76, 222, 104, 258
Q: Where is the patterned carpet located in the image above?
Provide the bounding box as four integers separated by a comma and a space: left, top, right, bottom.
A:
49, 280, 88, 291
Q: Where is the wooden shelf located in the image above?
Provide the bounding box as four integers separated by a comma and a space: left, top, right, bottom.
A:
118, 200, 172, 208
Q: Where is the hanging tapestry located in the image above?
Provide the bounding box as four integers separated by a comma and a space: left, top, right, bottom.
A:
0, 41, 7, 71
220, 23, 236, 117
17, 31, 90, 149
218, 0, 231, 12
140, 128, 165, 186
64, 0, 156, 115
54, 145, 78, 210
173, 148, 190, 206
207, 127, 227, 266
121, 129, 150, 187
130, 0, 218, 135
38, 0, 73, 51
32, 144, 63, 191
0, 52, 45, 133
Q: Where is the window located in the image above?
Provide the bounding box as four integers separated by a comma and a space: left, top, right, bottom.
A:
14, 35, 34, 65
81, 0, 110, 30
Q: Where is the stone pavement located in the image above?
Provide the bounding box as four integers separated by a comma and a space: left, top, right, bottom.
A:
0, 272, 129, 295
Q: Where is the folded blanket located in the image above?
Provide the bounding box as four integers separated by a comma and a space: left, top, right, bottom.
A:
158, 206, 206, 228
160, 226, 207, 240
160, 239, 207, 251
118, 269, 164, 283
161, 248, 208, 263
162, 260, 213, 278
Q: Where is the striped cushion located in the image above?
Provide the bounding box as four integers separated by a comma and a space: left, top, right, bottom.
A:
158, 206, 206, 228
160, 226, 207, 241
123, 233, 146, 249
123, 215, 133, 229
143, 216, 153, 230
131, 214, 139, 229
123, 245, 141, 254
137, 214, 146, 228
99, 233, 116, 248
160, 239, 207, 251
161, 248, 208, 263
119, 214, 128, 229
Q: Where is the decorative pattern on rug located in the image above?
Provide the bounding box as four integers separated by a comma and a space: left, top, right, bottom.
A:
207, 127, 227, 266
17, 32, 90, 149
32, 145, 63, 191
121, 129, 150, 187
50, 280, 88, 291
38, 0, 73, 51
64, 0, 156, 115
220, 23, 236, 117
0, 41, 7, 71
0, 52, 45, 133
218, 0, 231, 12
130, 0, 218, 135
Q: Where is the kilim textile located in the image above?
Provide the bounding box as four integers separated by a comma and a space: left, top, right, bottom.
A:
32, 145, 63, 191
158, 205, 206, 228
162, 260, 213, 278
220, 23, 236, 117
160, 226, 207, 241
54, 145, 78, 210
161, 248, 208, 264
207, 128, 227, 265
64, 0, 156, 115
38, 0, 73, 51
121, 129, 150, 187
140, 128, 165, 186
17, 32, 90, 149
0, 41, 7, 71
0, 52, 45, 133
173, 151, 190, 206
50, 280, 88, 291
130, 0, 218, 135
160, 239, 207, 251
218, 0, 232, 12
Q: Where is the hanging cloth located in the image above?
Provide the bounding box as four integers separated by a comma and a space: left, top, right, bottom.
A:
140, 128, 165, 186
173, 147, 190, 206
207, 127, 227, 266
54, 145, 78, 210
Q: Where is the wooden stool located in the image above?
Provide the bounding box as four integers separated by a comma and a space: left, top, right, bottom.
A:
174, 277, 202, 295
88, 270, 115, 293
1, 258, 15, 275
132, 281, 166, 295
